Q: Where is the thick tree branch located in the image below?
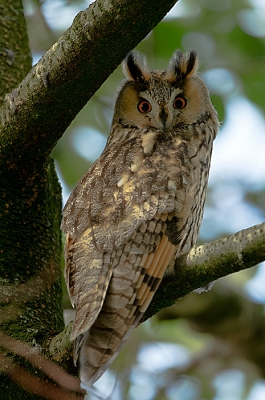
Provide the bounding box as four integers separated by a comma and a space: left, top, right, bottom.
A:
145, 221, 265, 319
0, 0, 177, 167
0, 331, 85, 397
49, 222, 265, 363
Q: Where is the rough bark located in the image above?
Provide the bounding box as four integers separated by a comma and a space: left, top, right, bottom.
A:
0, 0, 177, 166
146, 221, 265, 318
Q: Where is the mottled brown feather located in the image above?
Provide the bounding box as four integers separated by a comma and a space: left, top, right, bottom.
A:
79, 218, 177, 385
61, 49, 219, 386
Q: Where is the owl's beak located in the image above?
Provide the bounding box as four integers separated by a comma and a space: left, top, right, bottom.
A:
159, 107, 168, 131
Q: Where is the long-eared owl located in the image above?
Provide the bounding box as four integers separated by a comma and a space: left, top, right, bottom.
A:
61, 50, 219, 386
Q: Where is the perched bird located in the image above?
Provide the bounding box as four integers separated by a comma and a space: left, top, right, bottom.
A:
61, 49, 219, 386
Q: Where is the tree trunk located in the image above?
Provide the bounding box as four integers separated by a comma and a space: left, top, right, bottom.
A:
0, 1, 65, 398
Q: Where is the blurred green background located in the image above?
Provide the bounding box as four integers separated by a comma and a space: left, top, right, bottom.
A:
23, 0, 265, 398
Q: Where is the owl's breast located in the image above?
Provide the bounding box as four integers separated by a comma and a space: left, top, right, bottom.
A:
62, 127, 212, 246
138, 130, 212, 254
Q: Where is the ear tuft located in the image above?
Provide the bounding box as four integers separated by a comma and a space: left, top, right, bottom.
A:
166, 50, 198, 81
122, 52, 151, 82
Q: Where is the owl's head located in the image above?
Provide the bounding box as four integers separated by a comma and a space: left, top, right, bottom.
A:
112, 50, 218, 136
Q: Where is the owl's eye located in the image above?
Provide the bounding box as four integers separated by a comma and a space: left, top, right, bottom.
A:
173, 96, 187, 109
137, 100, 152, 113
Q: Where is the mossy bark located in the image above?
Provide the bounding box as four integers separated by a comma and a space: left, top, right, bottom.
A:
0, 1, 64, 398
0, 1, 32, 103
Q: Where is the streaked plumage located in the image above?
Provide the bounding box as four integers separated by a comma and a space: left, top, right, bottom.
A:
61, 50, 219, 385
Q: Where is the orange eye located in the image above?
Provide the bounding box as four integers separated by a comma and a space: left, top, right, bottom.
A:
137, 100, 152, 113
173, 96, 187, 109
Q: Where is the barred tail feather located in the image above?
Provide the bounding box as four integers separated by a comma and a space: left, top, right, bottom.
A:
78, 231, 176, 386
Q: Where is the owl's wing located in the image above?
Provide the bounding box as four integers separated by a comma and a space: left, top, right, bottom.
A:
79, 215, 178, 385
64, 233, 115, 340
